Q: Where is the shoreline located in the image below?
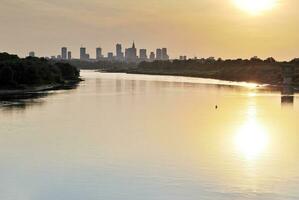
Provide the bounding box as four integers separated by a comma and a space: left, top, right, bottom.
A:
101, 69, 288, 88
100, 69, 299, 93
0, 79, 82, 100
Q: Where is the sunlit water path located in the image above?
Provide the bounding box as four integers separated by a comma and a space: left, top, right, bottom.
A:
0, 70, 299, 200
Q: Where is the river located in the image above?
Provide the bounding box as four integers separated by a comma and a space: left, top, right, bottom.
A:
0, 70, 298, 200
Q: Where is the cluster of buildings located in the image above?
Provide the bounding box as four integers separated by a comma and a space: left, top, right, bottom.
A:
34, 42, 170, 63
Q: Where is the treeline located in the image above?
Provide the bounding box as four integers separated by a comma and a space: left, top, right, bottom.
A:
129, 57, 299, 85
59, 59, 137, 71
0, 53, 80, 89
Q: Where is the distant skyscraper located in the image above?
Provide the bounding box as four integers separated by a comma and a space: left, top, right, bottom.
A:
61, 47, 67, 60
125, 48, 128, 59
179, 56, 187, 60
156, 48, 162, 60
139, 49, 147, 61
29, 51, 35, 57
80, 47, 90, 60
96, 47, 103, 60
67, 51, 72, 60
125, 42, 137, 62
80, 47, 86, 60
161, 48, 169, 60
149, 52, 155, 61
116, 44, 124, 60
107, 52, 114, 60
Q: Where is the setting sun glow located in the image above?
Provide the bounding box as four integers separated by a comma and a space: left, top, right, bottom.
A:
233, 0, 277, 15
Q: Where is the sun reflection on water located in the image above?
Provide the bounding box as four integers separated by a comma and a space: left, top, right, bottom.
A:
234, 104, 269, 161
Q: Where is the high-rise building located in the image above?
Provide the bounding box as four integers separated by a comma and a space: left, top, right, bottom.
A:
61, 47, 67, 60
149, 52, 155, 61
125, 48, 128, 59
125, 42, 137, 62
156, 48, 162, 60
179, 56, 187, 60
139, 49, 147, 61
116, 44, 124, 60
80, 47, 90, 60
29, 51, 35, 57
107, 52, 114, 60
67, 51, 72, 60
80, 47, 86, 60
161, 48, 169, 60
96, 47, 103, 60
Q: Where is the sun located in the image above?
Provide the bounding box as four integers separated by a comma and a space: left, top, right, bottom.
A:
233, 0, 277, 15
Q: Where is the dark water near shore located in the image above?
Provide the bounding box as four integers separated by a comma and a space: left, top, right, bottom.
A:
0, 70, 298, 200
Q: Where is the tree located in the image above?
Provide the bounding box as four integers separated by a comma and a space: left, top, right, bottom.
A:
0, 66, 14, 86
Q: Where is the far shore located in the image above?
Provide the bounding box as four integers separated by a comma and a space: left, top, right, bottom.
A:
99, 60, 298, 90
100, 69, 293, 89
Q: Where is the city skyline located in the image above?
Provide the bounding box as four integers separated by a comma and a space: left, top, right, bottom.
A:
1, 0, 299, 60
25, 41, 292, 62
40, 42, 170, 62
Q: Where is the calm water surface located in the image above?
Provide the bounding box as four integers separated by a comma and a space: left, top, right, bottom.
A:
0, 70, 299, 200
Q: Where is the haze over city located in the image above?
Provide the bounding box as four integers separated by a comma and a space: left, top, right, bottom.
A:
1, 0, 299, 60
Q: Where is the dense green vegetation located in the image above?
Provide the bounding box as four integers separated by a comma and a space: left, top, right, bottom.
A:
125, 58, 299, 85
60, 59, 137, 71
0, 53, 80, 89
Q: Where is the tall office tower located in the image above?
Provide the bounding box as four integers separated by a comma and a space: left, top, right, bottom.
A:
180, 56, 187, 60
67, 51, 72, 60
61, 47, 67, 60
96, 47, 103, 60
161, 48, 169, 60
139, 49, 147, 61
116, 44, 123, 60
80, 47, 87, 60
125, 42, 137, 62
125, 48, 128, 58
156, 48, 162, 60
29, 51, 35, 57
149, 52, 155, 61
107, 52, 114, 60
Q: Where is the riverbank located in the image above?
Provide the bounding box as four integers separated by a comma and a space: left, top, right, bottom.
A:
0, 79, 82, 100
103, 59, 299, 87
0, 52, 82, 100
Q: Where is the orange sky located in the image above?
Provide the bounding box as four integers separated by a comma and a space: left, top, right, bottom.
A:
0, 0, 298, 60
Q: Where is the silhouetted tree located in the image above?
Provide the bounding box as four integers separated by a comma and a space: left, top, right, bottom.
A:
0, 66, 14, 86
0, 52, 80, 89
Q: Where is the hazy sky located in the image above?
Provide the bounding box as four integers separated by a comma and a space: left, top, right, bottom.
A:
0, 0, 298, 60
